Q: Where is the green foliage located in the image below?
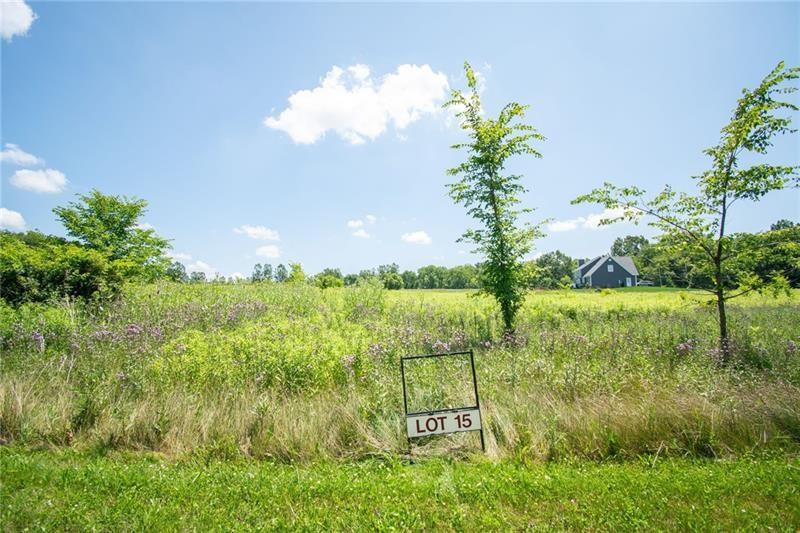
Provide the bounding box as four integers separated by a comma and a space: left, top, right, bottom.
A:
165, 261, 188, 283
0, 231, 123, 305
611, 235, 650, 257
445, 62, 545, 330
53, 190, 171, 281
287, 262, 307, 284
574, 62, 800, 360
530, 251, 576, 289
275, 264, 288, 283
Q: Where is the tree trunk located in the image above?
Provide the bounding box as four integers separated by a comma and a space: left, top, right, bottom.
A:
716, 284, 729, 364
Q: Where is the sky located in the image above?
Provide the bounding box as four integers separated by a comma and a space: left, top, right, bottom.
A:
1, 1, 798, 279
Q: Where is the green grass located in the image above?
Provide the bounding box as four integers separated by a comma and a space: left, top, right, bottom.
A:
2, 448, 798, 530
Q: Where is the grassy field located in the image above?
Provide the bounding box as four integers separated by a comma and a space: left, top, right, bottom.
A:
1, 284, 799, 528
2, 449, 798, 530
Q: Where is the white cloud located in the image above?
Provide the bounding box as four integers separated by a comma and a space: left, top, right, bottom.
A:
365, 214, 377, 224
401, 230, 432, 245
230, 272, 245, 280
10, 169, 68, 194
256, 245, 281, 258
352, 229, 370, 239
168, 252, 192, 261
265, 64, 449, 144
0, 143, 42, 166
135, 222, 155, 231
0, 0, 36, 41
0, 207, 26, 231
186, 260, 216, 277
347, 219, 364, 229
547, 207, 633, 233
234, 224, 280, 241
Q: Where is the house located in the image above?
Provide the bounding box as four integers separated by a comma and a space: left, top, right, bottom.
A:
572, 255, 639, 288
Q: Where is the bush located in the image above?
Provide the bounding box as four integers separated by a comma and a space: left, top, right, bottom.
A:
0, 232, 123, 305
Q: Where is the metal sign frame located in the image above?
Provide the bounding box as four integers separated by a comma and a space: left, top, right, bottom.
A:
400, 350, 485, 452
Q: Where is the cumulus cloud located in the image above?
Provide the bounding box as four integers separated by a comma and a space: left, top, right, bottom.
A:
547, 207, 634, 233
0, 143, 42, 166
401, 230, 432, 245
168, 252, 193, 261
0, 207, 26, 231
347, 219, 364, 229
234, 224, 280, 241
10, 169, 68, 194
265, 64, 449, 144
256, 245, 281, 258
0, 0, 36, 41
365, 214, 377, 224
186, 260, 216, 277
135, 222, 155, 231
352, 229, 370, 239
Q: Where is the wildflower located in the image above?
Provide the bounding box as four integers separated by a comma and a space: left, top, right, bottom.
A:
432, 340, 451, 353
341, 354, 356, 376
31, 331, 45, 352
675, 339, 695, 356
126, 324, 143, 336
367, 343, 385, 358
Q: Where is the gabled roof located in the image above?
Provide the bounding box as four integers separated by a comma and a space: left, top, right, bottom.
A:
582, 255, 639, 278
574, 256, 603, 277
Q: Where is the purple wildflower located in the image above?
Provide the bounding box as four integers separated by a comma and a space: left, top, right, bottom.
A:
31, 331, 45, 352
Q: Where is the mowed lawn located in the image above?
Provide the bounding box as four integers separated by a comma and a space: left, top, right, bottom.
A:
2, 449, 798, 531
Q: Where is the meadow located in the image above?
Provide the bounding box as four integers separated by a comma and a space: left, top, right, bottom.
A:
2, 283, 798, 462
2, 283, 800, 529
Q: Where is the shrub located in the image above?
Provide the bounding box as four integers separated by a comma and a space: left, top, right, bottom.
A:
0, 232, 123, 305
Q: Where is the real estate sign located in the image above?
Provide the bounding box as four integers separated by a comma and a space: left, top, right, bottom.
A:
400, 350, 484, 451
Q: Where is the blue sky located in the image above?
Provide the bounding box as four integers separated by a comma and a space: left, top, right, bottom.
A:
2, 2, 798, 278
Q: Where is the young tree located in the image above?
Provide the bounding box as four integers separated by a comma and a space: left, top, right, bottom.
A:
53, 190, 170, 280
574, 62, 799, 362
445, 62, 545, 331
189, 271, 206, 283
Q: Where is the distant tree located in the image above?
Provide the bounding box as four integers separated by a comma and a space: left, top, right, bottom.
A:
575, 62, 799, 363
532, 251, 576, 289
315, 268, 344, 289
287, 262, 306, 283
275, 264, 288, 283
262, 263, 273, 281
315, 274, 344, 289
343, 273, 358, 286
252, 263, 263, 282
53, 190, 170, 280
417, 265, 448, 289
401, 270, 418, 289
771, 219, 797, 231
382, 272, 404, 290
189, 271, 206, 283
445, 264, 480, 289
445, 62, 544, 331
166, 261, 188, 283
611, 235, 650, 257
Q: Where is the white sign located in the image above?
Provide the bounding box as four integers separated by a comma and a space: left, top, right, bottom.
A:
406, 408, 481, 438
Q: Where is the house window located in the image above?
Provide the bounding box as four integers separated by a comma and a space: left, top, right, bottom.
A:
607, 264, 614, 272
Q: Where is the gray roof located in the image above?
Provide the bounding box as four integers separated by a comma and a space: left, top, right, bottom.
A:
581, 255, 639, 278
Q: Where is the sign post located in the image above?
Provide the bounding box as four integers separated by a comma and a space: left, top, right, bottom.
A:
400, 350, 485, 452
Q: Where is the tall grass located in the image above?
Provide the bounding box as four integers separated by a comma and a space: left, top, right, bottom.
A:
1, 283, 798, 461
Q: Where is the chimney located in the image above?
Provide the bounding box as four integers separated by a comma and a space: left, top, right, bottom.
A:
578, 259, 585, 267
